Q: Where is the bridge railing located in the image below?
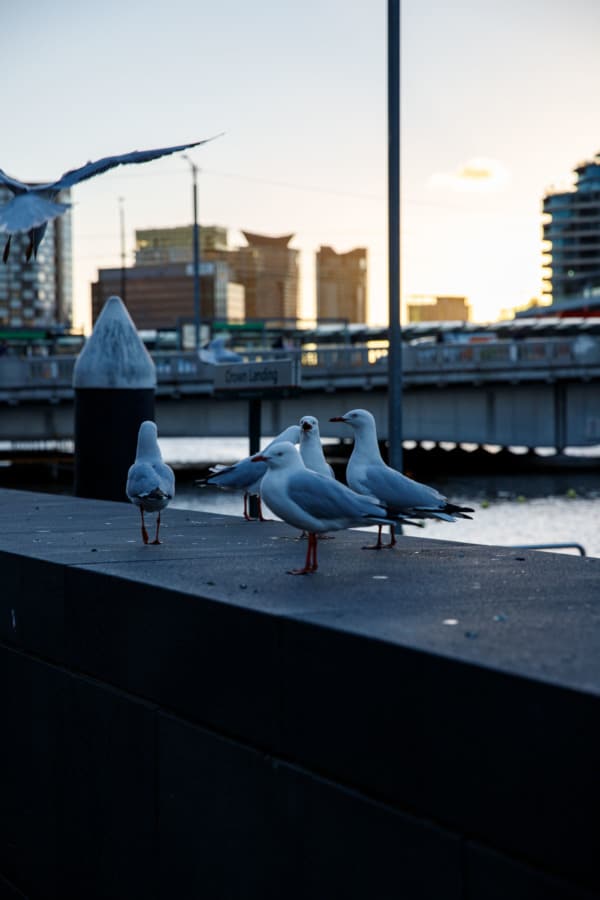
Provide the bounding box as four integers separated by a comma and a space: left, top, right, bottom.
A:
1, 335, 599, 399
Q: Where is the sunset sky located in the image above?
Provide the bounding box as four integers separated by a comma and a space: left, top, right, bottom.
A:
2, 0, 599, 331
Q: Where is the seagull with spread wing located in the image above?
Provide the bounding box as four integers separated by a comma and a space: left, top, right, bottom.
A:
0, 135, 222, 262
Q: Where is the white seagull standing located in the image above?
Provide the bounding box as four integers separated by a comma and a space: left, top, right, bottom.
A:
252, 442, 412, 575
330, 408, 474, 549
126, 420, 175, 545
0, 135, 222, 262
196, 425, 300, 521
299, 415, 335, 478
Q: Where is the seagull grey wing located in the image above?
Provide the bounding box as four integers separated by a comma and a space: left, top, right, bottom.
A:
50, 135, 223, 191
0, 193, 70, 235
155, 461, 175, 498
287, 471, 384, 521
207, 457, 265, 490
265, 425, 301, 450
366, 465, 446, 510
126, 462, 160, 500
0, 169, 29, 194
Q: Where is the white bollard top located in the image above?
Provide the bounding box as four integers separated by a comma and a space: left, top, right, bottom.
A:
73, 296, 156, 389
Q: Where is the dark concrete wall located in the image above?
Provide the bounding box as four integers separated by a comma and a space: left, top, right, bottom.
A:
1, 491, 599, 899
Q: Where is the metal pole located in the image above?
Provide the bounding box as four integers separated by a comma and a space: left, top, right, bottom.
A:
119, 196, 127, 306
388, 0, 403, 471
248, 398, 262, 519
183, 155, 201, 350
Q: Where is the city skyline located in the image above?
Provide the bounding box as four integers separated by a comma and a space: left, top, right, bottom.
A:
2, 0, 599, 332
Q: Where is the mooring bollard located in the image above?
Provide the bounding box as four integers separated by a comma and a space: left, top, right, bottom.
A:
73, 295, 156, 501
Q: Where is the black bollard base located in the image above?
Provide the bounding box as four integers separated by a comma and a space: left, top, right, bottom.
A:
247, 397, 262, 519
74, 388, 156, 501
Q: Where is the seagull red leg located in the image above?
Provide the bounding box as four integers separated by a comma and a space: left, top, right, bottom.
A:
140, 508, 149, 545
362, 524, 385, 550
151, 511, 162, 545
257, 496, 270, 522
243, 492, 256, 521
288, 532, 318, 575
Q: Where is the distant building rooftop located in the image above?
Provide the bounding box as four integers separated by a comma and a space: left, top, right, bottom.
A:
241, 231, 295, 248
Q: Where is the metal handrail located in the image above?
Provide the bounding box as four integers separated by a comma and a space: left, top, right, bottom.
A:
511, 542, 587, 556
1, 335, 600, 395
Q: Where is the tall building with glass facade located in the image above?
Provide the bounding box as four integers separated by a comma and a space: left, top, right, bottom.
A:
135, 225, 229, 265
316, 246, 367, 323
0, 185, 72, 328
542, 152, 600, 306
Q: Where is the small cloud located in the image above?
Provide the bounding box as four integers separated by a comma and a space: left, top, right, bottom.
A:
428, 157, 510, 192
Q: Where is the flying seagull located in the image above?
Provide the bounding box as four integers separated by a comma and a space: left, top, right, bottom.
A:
0, 134, 222, 262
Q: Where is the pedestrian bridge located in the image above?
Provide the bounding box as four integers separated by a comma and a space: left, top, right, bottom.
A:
1, 334, 600, 449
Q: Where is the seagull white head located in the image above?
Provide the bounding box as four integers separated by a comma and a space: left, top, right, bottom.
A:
330, 408, 376, 432
299, 415, 321, 436
252, 441, 301, 470
135, 420, 162, 459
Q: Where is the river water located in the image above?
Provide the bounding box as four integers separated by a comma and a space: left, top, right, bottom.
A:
159, 437, 600, 560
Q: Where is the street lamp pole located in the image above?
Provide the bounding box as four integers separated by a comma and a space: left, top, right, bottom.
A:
118, 196, 126, 306
183, 155, 201, 349
387, 0, 403, 471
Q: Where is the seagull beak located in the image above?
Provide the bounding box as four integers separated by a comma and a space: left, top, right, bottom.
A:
329, 416, 346, 423
252, 454, 268, 462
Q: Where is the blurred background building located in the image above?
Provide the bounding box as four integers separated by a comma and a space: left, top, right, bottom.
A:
316, 246, 367, 323
232, 231, 299, 321
542, 151, 600, 308
135, 225, 229, 266
91, 260, 244, 330
407, 295, 471, 323
0, 185, 72, 329
92, 226, 303, 328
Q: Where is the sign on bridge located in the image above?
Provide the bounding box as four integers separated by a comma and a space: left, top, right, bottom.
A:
213, 359, 299, 392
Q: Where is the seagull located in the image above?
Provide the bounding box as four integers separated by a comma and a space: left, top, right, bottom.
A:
204, 336, 243, 363
0, 135, 222, 262
252, 441, 413, 575
299, 415, 335, 478
330, 408, 474, 549
196, 424, 300, 521
126, 420, 175, 545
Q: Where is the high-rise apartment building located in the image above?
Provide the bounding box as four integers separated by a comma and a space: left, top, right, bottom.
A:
316, 246, 367, 323
0, 185, 72, 328
233, 232, 299, 321
542, 152, 600, 305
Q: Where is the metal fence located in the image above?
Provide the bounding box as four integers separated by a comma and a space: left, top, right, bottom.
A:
1, 335, 600, 401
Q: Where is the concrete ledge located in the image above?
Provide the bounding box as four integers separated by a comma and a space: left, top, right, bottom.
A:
1, 488, 599, 899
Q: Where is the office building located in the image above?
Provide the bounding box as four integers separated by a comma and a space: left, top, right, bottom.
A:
542, 151, 600, 306
135, 225, 229, 266
316, 246, 367, 323
0, 185, 72, 328
91, 260, 244, 330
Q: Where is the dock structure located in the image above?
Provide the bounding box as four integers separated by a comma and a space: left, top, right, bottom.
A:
1, 488, 599, 899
